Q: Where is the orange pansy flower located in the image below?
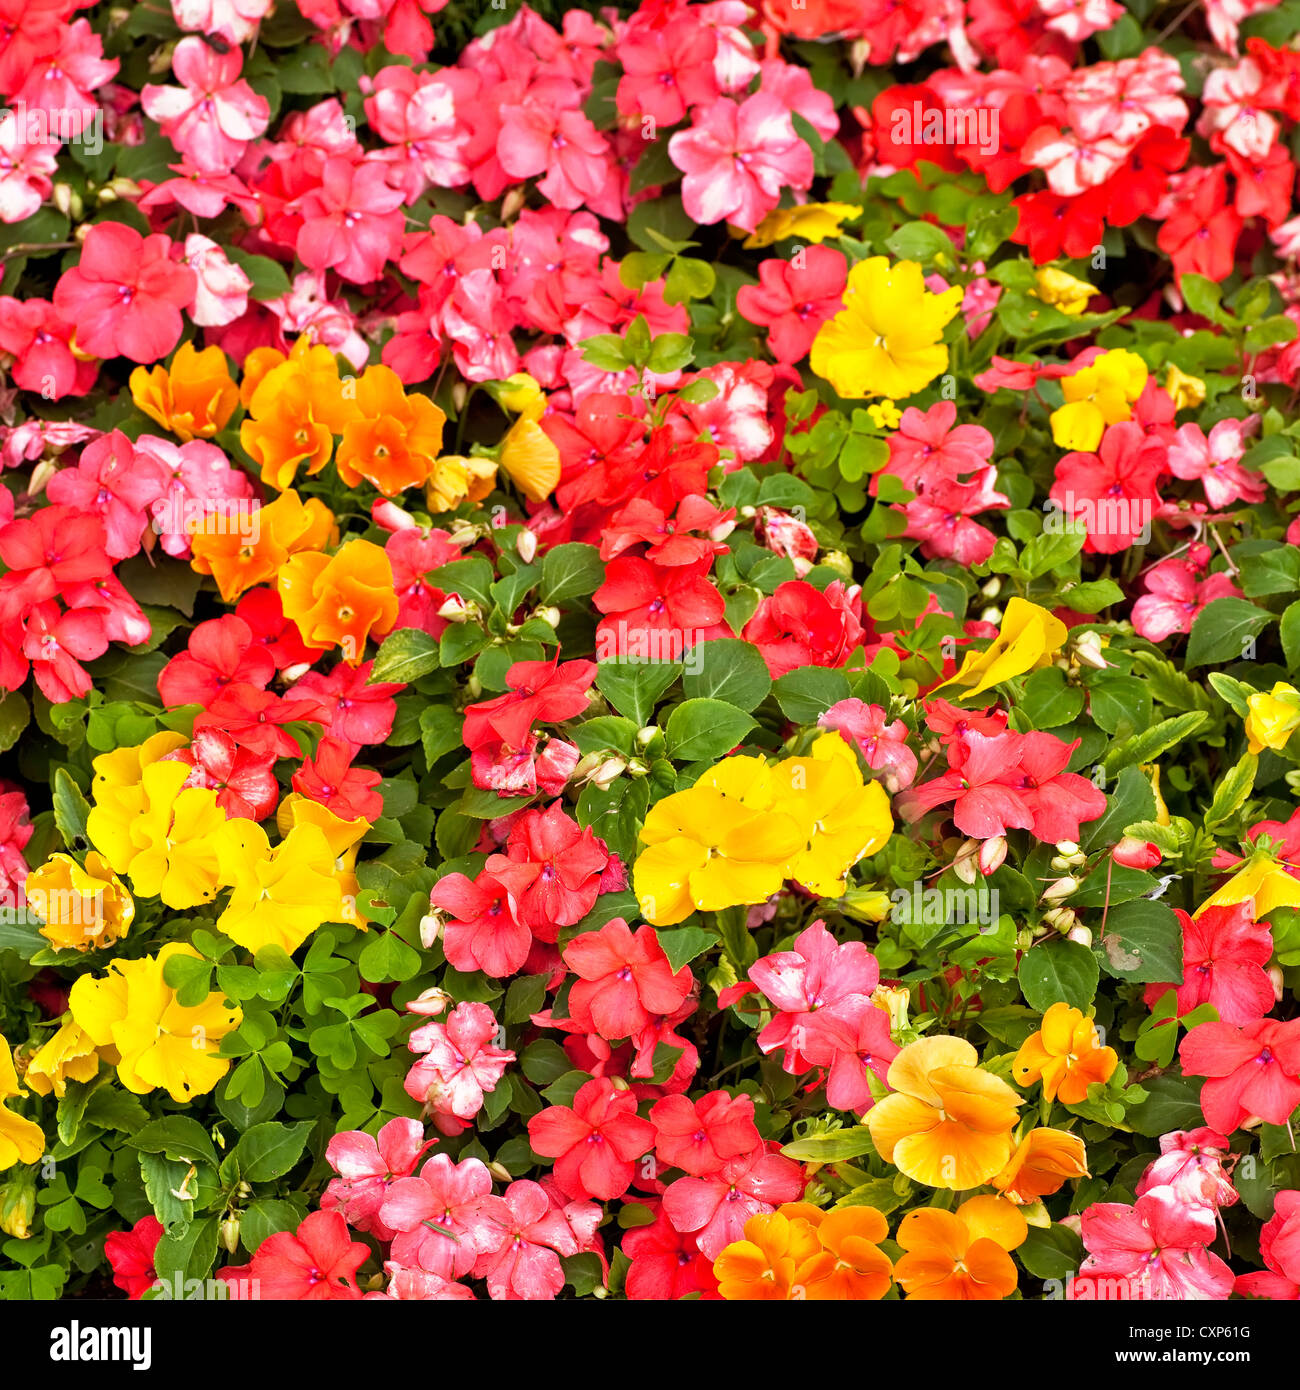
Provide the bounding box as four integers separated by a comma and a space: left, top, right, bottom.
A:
240, 340, 357, 491
866, 1035, 1021, 1190
1013, 1002, 1118, 1105
713, 1208, 823, 1301
278, 538, 399, 666
335, 364, 447, 495
992, 1127, 1089, 1204
894, 1195, 1027, 1300
190, 488, 335, 604
794, 1206, 893, 1301
129, 341, 238, 442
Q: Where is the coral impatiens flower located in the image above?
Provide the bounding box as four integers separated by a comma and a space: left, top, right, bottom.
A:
218, 1211, 369, 1300
104, 1216, 164, 1299
1236, 1189, 1300, 1300
1143, 902, 1274, 1026
661, 1144, 807, 1260
742, 579, 866, 678
867, 1035, 1022, 1189
1179, 1017, 1300, 1134
1013, 1002, 1118, 1105
650, 1091, 761, 1177
158, 614, 275, 707
622, 1204, 718, 1300
894, 1196, 1027, 1300
810, 256, 962, 400
379, 1154, 508, 1280
405, 1002, 515, 1130
292, 735, 383, 824
321, 1117, 435, 1240
52, 222, 195, 364
563, 918, 694, 1041
68, 943, 240, 1102
129, 341, 238, 442
336, 364, 447, 495
277, 538, 399, 665
528, 1077, 656, 1201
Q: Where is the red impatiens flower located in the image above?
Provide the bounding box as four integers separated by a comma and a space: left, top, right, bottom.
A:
293, 734, 383, 822
735, 244, 847, 364
52, 222, 196, 364
431, 864, 534, 978
461, 656, 597, 755
217, 1210, 369, 1300
164, 726, 278, 821
1049, 421, 1166, 555
104, 1215, 164, 1299
593, 555, 729, 660
194, 684, 317, 760
621, 1203, 719, 1300
528, 1076, 657, 1200
649, 1091, 761, 1176
1180, 1017, 1300, 1134
158, 614, 275, 708
1236, 1189, 1300, 1301
489, 803, 620, 939
563, 918, 694, 1041
743, 579, 866, 678
1157, 166, 1243, 283
660, 1142, 806, 1260
1143, 902, 1275, 1026
235, 586, 327, 671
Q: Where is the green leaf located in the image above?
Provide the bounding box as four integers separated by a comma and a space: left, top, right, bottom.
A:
1128, 1073, 1204, 1137
1019, 940, 1099, 1011
1017, 1223, 1085, 1280
1184, 597, 1275, 668
358, 929, 422, 984
884, 221, 954, 264
371, 628, 440, 682
680, 638, 772, 712
51, 769, 90, 849
223, 247, 292, 301
781, 1129, 876, 1162
231, 1122, 313, 1183
0, 691, 29, 753
656, 925, 717, 974
1102, 711, 1208, 775
596, 658, 681, 725
1095, 900, 1183, 984
1205, 752, 1257, 828
540, 543, 605, 604
129, 1117, 220, 1170
772, 667, 852, 723
664, 699, 757, 763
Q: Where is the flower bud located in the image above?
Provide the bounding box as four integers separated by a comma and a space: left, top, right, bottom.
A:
1066, 925, 1093, 949
1270, 965, 1285, 1002
1073, 631, 1109, 670
871, 984, 910, 1033
419, 911, 446, 950
838, 886, 893, 923
515, 529, 538, 564
1058, 1213, 1083, 1237
220, 1217, 241, 1255
532, 605, 561, 629
0, 1167, 36, 1240
408, 985, 451, 1016
437, 594, 479, 623
1042, 906, 1077, 934
636, 725, 659, 749
487, 1161, 513, 1184
500, 186, 527, 222
979, 836, 1007, 876
1041, 876, 1078, 903
952, 839, 980, 885
821, 550, 853, 580
980, 577, 1001, 599
1112, 836, 1162, 870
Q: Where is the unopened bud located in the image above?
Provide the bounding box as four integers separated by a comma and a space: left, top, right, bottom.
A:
419, 911, 446, 950
980, 577, 1001, 599
1112, 836, 1161, 870
1073, 631, 1108, 670
636, 725, 659, 749
821, 549, 853, 580
282, 661, 313, 684
952, 839, 980, 885
1270, 964, 1285, 1002
486, 1161, 513, 1184
408, 984, 451, 1015
1058, 1213, 1083, 1237
838, 886, 893, 923
437, 594, 479, 623
515, 529, 538, 563
219, 1217, 241, 1255
978, 836, 1007, 876
499, 186, 527, 222
1041, 876, 1078, 903
1066, 924, 1093, 949
532, 605, 561, 629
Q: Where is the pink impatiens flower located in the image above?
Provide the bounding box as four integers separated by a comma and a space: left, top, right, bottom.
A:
660, 1142, 806, 1260
735, 245, 847, 364
405, 1001, 516, 1133
471, 1178, 601, 1301
52, 223, 196, 364
819, 698, 918, 793
379, 1154, 509, 1280
141, 37, 270, 173
668, 92, 814, 232
1167, 417, 1264, 509
1180, 1017, 1300, 1134
749, 919, 880, 1075
1071, 1185, 1233, 1300
297, 157, 407, 285
1135, 1128, 1239, 1211
1236, 1190, 1300, 1300
321, 1116, 435, 1239
1131, 544, 1242, 642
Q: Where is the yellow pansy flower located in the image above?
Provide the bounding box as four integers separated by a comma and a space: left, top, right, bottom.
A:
765, 735, 893, 897
1198, 850, 1300, 919
89, 760, 228, 908
278, 793, 371, 927
215, 820, 344, 955
426, 453, 499, 514
26, 851, 134, 951
1245, 682, 1300, 755
742, 201, 862, 249
69, 944, 241, 1103
634, 777, 806, 926
1164, 364, 1206, 411
810, 256, 962, 401
24, 1019, 100, 1099
0, 1037, 45, 1172
936, 597, 1067, 700
1049, 348, 1148, 452
1033, 267, 1095, 317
